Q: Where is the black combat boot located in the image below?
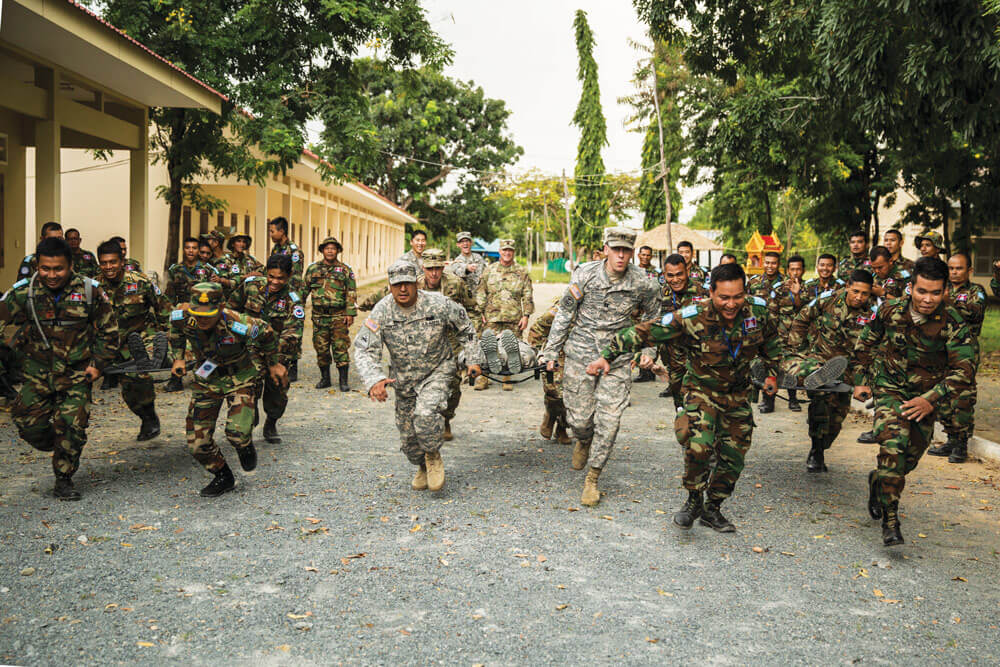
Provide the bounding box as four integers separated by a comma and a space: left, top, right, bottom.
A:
315, 365, 332, 389
857, 430, 876, 444
288, 361, 299, 383
200, 464, 236, 497
263, 417, 281, 444
164, 374, 184, 392
673, 491, 703, 529
699, 500, 736, 532
867, 470, 882, 520
635, 367, 655, 383
881, 501, 904, 546
237, 442, 258, 471
758, 393, 775, 414
658, 387, 672, 398
948, 436, 968, 464
101, 374, 119, 390
806, 436, 826, 473
338, 365, 350, 392
927, 436, 954, 457
136, 405, 161, 441
54, 476, 81, 501
787, 389, 802, 412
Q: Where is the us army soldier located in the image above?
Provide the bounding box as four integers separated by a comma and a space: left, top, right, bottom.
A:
353, 261, 481, 493
1, 237, 119, 500
303, 236, 356, 391
539, 227, 659, 507
475, 238, 533, 390
446, 231, 487, 318
527, 298, 572, 445
170, 283, 284, 497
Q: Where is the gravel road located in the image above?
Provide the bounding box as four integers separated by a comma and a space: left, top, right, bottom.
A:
1, 282, 998, 664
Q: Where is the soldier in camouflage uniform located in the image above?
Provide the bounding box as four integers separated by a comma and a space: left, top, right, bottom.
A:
803, 254, 846, 300
528, 298, 572, 445
109, 236, 143, 274
400, 230, 427, 271
446, 231, 488, 324
915, 230, 944, 260
227, 254, 304, 445
201, 227, 235, 294
767, 254, 809, 412
267, 217, 305, 381
354, 261, 481, 493
991, 260, 1000, 297
163, 237, 221, 392
303, 237, 356, 391
783, 270, 876, 472
883, 229, 915, 277
636, 245, 662, 284
677, 241, 708, 286
223, 233, 264, 284
539, 227, 659, 507
597, 262, 781, 532
746, 251, 783, 299
656, 254, 709, 408
96, 240, 172, 441
170, 283, 283, 497
1, 237, 119, 500
15, 221, 65, 281
926, 252, 986, 463
475, 239, 534, 390
417, 248, 476, 440
65, 228, 99, 279
850, 257, 975, 546
836, 230, 869, 281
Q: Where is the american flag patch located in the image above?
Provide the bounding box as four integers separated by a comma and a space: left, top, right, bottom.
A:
569, 284, 583, 300
364, 318, 379, 332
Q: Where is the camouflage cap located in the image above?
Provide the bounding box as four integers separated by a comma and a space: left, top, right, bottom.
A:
387, 259, 419, 285
603, 226, 637, 250
318, 236, 342, 252
226, 234, 252, 251
188, 282, 224, 317
456, 231, 473, 242
422, 248, 447, 268
915, 230, 944, 251
209, 226, 231, 243
498, 239, 516, 251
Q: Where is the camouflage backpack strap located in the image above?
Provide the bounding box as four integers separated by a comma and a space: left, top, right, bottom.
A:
26, 272, 52, 350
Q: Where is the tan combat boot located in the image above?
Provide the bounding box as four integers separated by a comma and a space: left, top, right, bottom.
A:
502, 379, 513, 392
474, 375, 490, 391
581, 467, 601, 506
539, 410, 554, 439
443, 418, 453, 441
571, 440, 591, 470
424, 451, 445, 491
554, 419, 572, 445
411, 465, 428, 491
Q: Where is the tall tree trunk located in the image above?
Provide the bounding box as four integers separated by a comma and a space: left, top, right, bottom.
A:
941, 196, 951, 256
762, 190, 773, 235
956, 198, 971, 254
872, 193, 881, 244
164, 170, 182, 274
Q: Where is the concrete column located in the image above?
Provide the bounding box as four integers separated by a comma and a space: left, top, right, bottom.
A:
0, 112, 27, 287
34, 67, 60, 226
129, 107, 149, 269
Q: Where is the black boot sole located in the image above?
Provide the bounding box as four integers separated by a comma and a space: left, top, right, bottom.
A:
699, 517, 736, 533
882, 531, 904, 546
200, 483, 235, 498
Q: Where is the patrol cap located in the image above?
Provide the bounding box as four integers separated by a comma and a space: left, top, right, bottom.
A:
498, 239, 516, 251
422, 248, 447, 268
456, 231, 473, 243
603, 226, 637, 250
209, 226, 231, 243
914, 230, 944, 251
226, 234, 252, 250
318, 236, 343, 252
188, 282, 224, 317
387, 259, 419, 285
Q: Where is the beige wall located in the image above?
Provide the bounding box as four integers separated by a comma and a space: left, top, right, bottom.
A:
0, 109, 29, 287
22, 149, 410, 286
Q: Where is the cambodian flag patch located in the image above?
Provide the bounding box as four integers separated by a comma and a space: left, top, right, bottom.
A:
125, 283, 138, 293
743, 316, 758, 330
956, 293, 969, 302
857, 314, 871, 325
276, 299, 286, 310
221, 335, 236, 345
68, 293, 84, 302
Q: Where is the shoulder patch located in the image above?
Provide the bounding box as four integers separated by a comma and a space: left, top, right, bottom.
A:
244, 276, 256, 283
836, 279, 845, 285
899, 270, 911, 278
820, 289, 835, 299
291, 252, 301, 262
568, 284, 583, 300
807, 297, 818, 308
12, 278, 28, 290
289, 292, 300, 303
292, 305, 305, 319
660, 312, 674, 327
171, 309, 185, 321
681, 304, 699, 318
152, 283, 162, 295
750, 296, 767, 307
249, 324, 260, 339
231, 321, 249, 336
364, 317, 380, 332
772, 281, 782, 289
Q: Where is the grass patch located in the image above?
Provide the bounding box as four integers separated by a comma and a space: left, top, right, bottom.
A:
529, 267, 571, 283
980, 306, 1000, 359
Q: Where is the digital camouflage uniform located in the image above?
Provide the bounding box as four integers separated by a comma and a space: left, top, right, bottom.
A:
476, 259, 534, 337
784, 290, 876, 447
528, 298, 567, 426
226, 276, 304, 423
165, 261, 219, 305
1, 273, 118, 477
400, 249, 425, 272
850, 297, 975, 506
70, 248, 100, 279
540, 260, 659, 470
304, 258, 357, 368
417, 267, 476, 421
937, 281, 986, 441
353, 289, 479, 467
446, 251, 488, 326
169, 305, 278, 471
746, 272, 783, 300
270, 240, 305, 293
99, 270, 172, 417
603, 296, 781, 502
836, 254, 869, 282
659, 280, 709, 408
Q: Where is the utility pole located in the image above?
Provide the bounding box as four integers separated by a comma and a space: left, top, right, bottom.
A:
651, 65, 673, 252
542, 203, 549, 281
563, 170, 575, 269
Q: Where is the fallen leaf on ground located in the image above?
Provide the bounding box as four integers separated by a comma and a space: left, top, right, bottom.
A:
555, 604, 568, 610
873, 589, 884, 598
136, 641, 155, 647
287, 612, 313, 619
953, 576, 968, 582
130, 524, 157, 531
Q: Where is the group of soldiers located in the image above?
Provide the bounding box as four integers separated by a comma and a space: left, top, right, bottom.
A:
3, 218, 995, 548
1, 218, 358, 499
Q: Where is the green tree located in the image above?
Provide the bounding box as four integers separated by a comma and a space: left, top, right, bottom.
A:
326, 59, 522, 238
571, 10, 611, 247
97, 0, 450, 272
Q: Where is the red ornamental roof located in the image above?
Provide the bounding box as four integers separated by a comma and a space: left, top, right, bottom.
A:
760, 235, 780, 248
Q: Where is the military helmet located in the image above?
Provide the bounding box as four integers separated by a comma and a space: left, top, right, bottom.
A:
188, 282, 224, 317
914, 230, 944, 251
422, 248, 447, 268
226, 233, 252, 251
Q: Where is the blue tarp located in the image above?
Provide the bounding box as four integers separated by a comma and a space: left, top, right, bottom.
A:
472, 237, 500, 259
